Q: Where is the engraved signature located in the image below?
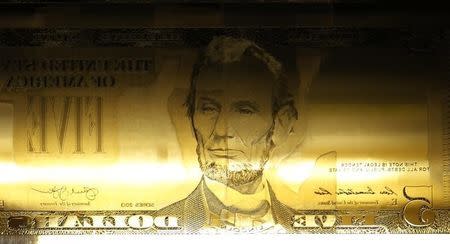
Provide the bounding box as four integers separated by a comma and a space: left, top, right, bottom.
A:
31, 186, 99, 201
314, 186, 397, 196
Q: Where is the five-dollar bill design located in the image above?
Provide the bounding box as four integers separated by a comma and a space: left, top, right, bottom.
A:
0, 27, 449, 234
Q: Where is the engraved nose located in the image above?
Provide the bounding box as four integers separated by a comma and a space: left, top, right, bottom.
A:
213, 111, 233, 138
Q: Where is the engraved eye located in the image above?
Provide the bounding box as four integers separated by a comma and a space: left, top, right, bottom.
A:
235, 105, 257, 115
238, 108, 254, 115
200, 103, 219, 114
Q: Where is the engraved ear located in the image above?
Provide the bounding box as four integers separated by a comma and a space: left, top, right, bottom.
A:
271, 105, 297, 146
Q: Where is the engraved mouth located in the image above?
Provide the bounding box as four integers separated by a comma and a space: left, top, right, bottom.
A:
207, 148, 243, 159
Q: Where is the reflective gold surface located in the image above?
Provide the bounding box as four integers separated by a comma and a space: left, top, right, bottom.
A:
0, 2, 450, 235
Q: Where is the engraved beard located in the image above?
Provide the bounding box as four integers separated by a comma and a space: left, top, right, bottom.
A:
195, 126, 275, 188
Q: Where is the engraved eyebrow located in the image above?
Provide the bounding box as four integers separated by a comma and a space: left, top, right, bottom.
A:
197, 96, 221, 108
196, 89, 223, 95
231, 101, 260, 111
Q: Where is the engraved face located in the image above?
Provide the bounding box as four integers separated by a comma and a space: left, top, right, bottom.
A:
192, 56, 276, 187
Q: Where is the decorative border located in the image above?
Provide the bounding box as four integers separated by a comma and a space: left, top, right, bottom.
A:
0, 1, 402, 4
443, 31, 450, 205
1, 209, 449, 234
0, 27, 445, 49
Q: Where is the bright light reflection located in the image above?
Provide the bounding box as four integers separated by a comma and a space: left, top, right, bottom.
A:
274, 161, 315, 184
37, 235, 200, 244
0, 160, 201, 184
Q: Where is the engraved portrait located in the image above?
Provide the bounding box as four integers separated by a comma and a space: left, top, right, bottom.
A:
158, 36, 301, 232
